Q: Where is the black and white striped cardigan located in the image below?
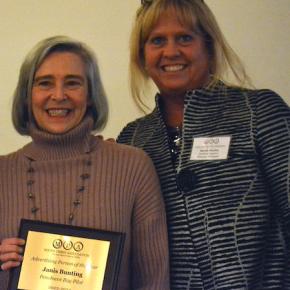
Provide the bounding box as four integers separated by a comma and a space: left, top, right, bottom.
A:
118, 83, 290, 290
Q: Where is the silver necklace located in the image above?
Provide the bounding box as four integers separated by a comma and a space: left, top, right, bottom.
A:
167, 125, 182, 164
26, 154, 91, 225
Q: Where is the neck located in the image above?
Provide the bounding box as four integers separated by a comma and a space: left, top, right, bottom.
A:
23, 115, 95, 161
160, 94, 184, 128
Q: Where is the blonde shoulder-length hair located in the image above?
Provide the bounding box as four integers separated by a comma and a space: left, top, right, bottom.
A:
130, 0, 252, 111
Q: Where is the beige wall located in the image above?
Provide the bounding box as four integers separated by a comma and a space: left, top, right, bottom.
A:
0, 0, 289, 154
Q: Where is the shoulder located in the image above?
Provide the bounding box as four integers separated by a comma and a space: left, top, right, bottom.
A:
234, 87, 286, 103
221, 86, 289, 113
245, 89, 289, 115
117, 110, 159, 145
94, 136, 152, 164
104, 138, 146, 155
247, 88, 286, 101
118, 119, 140, 139
0, 149, 24, 173
94, 137, 159, 183
215, 83, 287, 104
121, 112, 157, 132
0, 148, 23, 161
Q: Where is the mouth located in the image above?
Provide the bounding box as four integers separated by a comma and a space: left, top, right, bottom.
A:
46, 109, 71, 117
162, 64, 186, 72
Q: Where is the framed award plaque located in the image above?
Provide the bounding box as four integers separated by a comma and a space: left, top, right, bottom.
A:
8, 219, 125, 290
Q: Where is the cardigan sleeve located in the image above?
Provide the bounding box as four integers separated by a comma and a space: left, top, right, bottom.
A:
255, 89, 290, 239
130, 150, 170, 290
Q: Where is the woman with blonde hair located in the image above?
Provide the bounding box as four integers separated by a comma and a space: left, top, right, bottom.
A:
118, 0, 290, 289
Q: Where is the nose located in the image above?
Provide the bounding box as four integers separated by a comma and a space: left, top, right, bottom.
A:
51, 83, 67, 101
162, 40, 181, 58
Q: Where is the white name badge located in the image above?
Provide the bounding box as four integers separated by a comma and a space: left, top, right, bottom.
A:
190, 136, 231, 160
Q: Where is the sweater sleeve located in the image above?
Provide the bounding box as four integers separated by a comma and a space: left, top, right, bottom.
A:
255, 90, 290, 239
130, 150, 170, 290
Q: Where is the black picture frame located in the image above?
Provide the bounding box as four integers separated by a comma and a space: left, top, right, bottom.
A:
8, 219, 125, 290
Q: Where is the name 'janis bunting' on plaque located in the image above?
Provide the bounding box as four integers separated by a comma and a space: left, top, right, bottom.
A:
18, 231, 110, 290
8, 219, 125, 290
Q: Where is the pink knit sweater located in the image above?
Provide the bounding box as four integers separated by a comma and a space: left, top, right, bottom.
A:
0, 116, 170, 290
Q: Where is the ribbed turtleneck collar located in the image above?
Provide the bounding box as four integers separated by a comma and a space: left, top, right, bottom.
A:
22, 115, 98, 161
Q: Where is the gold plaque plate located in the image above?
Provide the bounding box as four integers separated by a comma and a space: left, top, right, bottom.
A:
8, 219, 125, 290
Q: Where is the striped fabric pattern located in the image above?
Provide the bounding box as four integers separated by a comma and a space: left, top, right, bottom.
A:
117, 83, 290, 290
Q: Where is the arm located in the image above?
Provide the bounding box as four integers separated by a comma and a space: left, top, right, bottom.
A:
255, 90, 290, 239
131, 151, 170, 290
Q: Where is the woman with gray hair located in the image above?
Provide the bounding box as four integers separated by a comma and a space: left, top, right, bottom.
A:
118, 0, 290, 289
0, 36, 170, 290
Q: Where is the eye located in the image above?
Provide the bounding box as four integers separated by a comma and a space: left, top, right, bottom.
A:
65, 79, 83, 90
34, 79, 53, 90
148, 36, 166, 47
177, 34, 194, 45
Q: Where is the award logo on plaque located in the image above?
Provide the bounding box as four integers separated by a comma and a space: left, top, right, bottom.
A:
8, 219, 125, 290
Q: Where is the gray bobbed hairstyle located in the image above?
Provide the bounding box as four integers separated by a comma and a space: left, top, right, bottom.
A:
12, 35, 108, 135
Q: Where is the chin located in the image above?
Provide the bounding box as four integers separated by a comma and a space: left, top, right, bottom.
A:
44, 127, 70, 134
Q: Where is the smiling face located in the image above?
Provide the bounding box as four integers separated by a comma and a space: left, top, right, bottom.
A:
144, 8, 210, 99
31, 51, 88, 134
